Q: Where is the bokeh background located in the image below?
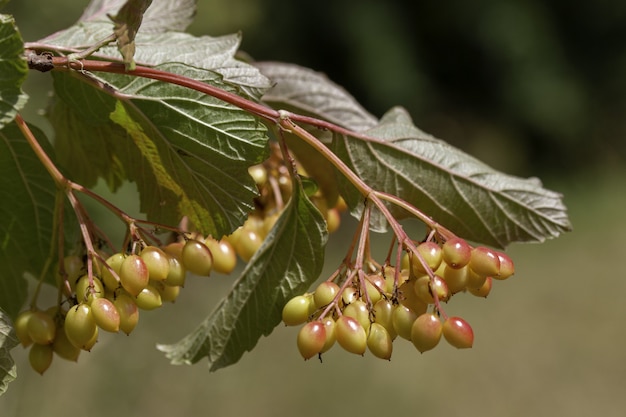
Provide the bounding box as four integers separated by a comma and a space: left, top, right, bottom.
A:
2, 0, 626, 416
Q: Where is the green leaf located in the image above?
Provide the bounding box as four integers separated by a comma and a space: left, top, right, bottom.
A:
0, 14, 28, 129
0, 123, 57, 318
334, 107, 572, 248
157, 179, 328, 371
0, 308, 18, 397
109, 0, 154, 70
50, 63, 269, 237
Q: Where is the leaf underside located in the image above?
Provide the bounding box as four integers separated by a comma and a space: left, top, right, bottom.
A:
157, 179, 328, 371
109, 0, 154, 70
333, 107, 572, 248
0, 309, 18, 396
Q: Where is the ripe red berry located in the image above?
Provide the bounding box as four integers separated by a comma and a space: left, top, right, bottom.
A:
442, 316, 474, 349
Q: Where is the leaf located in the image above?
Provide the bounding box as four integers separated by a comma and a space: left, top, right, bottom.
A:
256, 61, 378, 132
0, 308, 18, 397
157, 179, 328, 371
334, 107, 572, 248
109, 0, 154, 70
74, 0, 195, 33
0, 14, 28, 129
50, 63, 269, 238
0, 123, 57, 319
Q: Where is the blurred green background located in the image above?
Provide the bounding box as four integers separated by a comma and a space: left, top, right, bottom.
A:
2, 0, 626, 416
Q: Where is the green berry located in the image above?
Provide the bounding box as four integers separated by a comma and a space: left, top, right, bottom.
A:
91, 297, 120, 332
367, 323, 393, 360
29, 343, 53, 375
64, 303, 97, 350
119, 254, 150, 297
140, 246, 170, 281
442, 237, 471, 269
27, 310, 56, 345
335, 316, 367, 355
182, 239, 213, 276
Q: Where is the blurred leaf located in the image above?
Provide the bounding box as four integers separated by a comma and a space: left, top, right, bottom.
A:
334, 107, 572, 248
109, 0, 154, 70
0, 123, 56, 319
50, 63, 269, 238
157, 179, 328, 371
0, 14, 28, 129
0, 308, 18, 396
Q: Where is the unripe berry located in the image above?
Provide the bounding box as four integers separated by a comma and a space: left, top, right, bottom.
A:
135, 284, 163, 310
29, 343, 53, 375
234, 229, 263, 262
410, 242, 443, 276
297, 321, 326, 360
282, 294, 314, 326
52, 324, 81, 362
320, 317, 336, 353
14, 310, 34, 347
341, 286, 358, 305
101, 252, 125, 290
442, 316, 474, 349
140, 246, 170, 281
27, 310, 56, 345
442, 237, 471, 269
398, 281, 428, 315
414, 275, 450, 304
364, 274, 386, 304
313, 281, 340, 308
182, 239, 213, 276
410, 313, 442, 353
392, 304, 418, 341
335, 316, 367, 355
373, 299, 397, 340
91, 297, 121, 332
64, 303, 97, 350
367, 322, 393, 360
75, 275, 105, 304
113, 293, 139, 335
469, 246, 501, 277
204, 237, 237, 274
442, 265, 469, 294
343, 300, 371, 333
119, 254, 150, 296
164, 255, 186, 287
153, 280, 181, 303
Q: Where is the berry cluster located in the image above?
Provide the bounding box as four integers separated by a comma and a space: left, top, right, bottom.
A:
282, 236, 514, 361
14, 236, 238, 374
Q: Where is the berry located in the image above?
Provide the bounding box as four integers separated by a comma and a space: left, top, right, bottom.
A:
101, 252, 125, 290
164, 255, 186, 287
367, 323, 393, 360
320, 317, 336, 353
442, 265, 469, 294
204, 237, 237, 274
14, 310, 34, 347
468, 276, 492, 298
75, 275, 105, 304
113, 293, 139, 335
297, 321, 326, 360
391, 305, 417, 341
52, 324, 81, 362
119, 254, 150, 297
398, 281, 428, 315
335, 316, 367, 355
140, 246, 170, 281
494, 251, 515, 280
64, 303, 98, 350
414, 275, 450, 304
442, 316, 474, 349
373, 299, 397, 340
182, 239, 213, 276
442, 237, 471, 269
29, 343, 53, 375
410, 242, 443, 276
234, 229, 263, 262
282, 294, 314, 326
135, 284, 163, 310
313, 281, 340, 308
364, 274, 386, 304
469, 247, 501, 277
90, 297, 120, 332
27, 310, 56, 345
410, 313, 442, 353
343, 299, 371, 333
154, 281, 181, 303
